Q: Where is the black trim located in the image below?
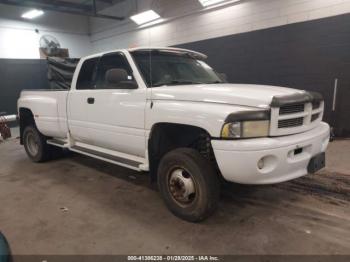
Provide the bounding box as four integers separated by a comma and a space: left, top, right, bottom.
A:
309, 91, 324, 102
307, 152, 326, 173
225, 110, 270, 123
270, 91, 324, 107
22, 89, 69, 92
71, 146, 141, 168
130, 48, 207, 60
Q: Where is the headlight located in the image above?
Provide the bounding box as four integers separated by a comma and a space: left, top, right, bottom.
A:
221, 111, 270, 139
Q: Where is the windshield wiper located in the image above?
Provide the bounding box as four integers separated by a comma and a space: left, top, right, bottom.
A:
152, 80, 204, 87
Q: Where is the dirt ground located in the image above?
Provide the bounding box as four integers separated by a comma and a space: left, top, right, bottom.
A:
0, 136, 349, 255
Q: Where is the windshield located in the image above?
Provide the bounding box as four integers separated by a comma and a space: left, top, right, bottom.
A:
131, 50, 224, 87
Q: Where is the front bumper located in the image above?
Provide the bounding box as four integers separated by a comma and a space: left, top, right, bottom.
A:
211, 122, 330, 184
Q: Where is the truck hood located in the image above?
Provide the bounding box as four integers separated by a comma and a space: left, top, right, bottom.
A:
151, 83, 306, 108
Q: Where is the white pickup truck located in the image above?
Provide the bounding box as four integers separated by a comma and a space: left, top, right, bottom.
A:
18, 47, 330, 222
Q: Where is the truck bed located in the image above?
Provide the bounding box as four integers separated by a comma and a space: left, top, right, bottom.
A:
18, 90, 69, 139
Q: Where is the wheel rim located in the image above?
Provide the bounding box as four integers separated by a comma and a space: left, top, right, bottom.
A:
168, 168, 196, 206
26, 132, 39, 156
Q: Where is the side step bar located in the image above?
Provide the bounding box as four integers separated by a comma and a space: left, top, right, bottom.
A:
70, 145, 143, 171
47, 139, 68, 148
47, 139, 147, 171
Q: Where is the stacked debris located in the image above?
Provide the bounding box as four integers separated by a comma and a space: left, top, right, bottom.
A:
0, 113, 15, 141
0, 114, 10, 141
47, 57, 80, 89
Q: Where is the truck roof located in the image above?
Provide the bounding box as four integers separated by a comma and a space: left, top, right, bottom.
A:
83, 47, 207, 61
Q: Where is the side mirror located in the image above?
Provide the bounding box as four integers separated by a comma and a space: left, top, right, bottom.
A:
105, 68, 138, 89
218, 73, 228, 83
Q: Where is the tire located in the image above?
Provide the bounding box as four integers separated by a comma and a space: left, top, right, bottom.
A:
23, 125, 52, 162
158, 148, 220, 222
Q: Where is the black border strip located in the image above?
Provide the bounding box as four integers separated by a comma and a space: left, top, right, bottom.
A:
225, 110, 270, 123
270, 91, 324, 107
72, 145, 141, 168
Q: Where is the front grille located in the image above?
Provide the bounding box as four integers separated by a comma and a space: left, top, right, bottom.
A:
278, 117, 304, 128
270, 95, 324, 136
311, 113, 319, 122
279, 103, 305, 115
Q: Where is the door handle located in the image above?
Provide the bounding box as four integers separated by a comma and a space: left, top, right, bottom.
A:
87, 97, 95, 104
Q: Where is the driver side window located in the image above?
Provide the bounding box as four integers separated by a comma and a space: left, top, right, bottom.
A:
95, 53, 135, 89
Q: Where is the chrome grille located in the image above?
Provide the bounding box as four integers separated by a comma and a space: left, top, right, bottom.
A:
279, 103, 305, 115
278, 117, 304, 128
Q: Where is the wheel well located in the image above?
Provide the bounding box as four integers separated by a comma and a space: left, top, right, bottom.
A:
19, 108, 35, 145
148, 123, 216, 182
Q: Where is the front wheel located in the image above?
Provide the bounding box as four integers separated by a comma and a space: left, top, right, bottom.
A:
158, 148, 220, 222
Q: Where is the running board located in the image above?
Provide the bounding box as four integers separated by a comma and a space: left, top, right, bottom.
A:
70, 145, 143, 171
47, 139, 68, 148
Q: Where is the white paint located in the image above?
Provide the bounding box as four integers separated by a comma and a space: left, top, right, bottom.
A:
89, 0, 350, 52
18, 90, 69, 138
0, 4, 92, 59
212, 122, 330, 184
148, 83, 323, 138
18, 47, 330, 185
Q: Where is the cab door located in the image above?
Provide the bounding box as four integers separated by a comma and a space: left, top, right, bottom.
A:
68, 52, 147, 158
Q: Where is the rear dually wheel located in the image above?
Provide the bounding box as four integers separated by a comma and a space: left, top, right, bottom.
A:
23, 125, 52, 162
